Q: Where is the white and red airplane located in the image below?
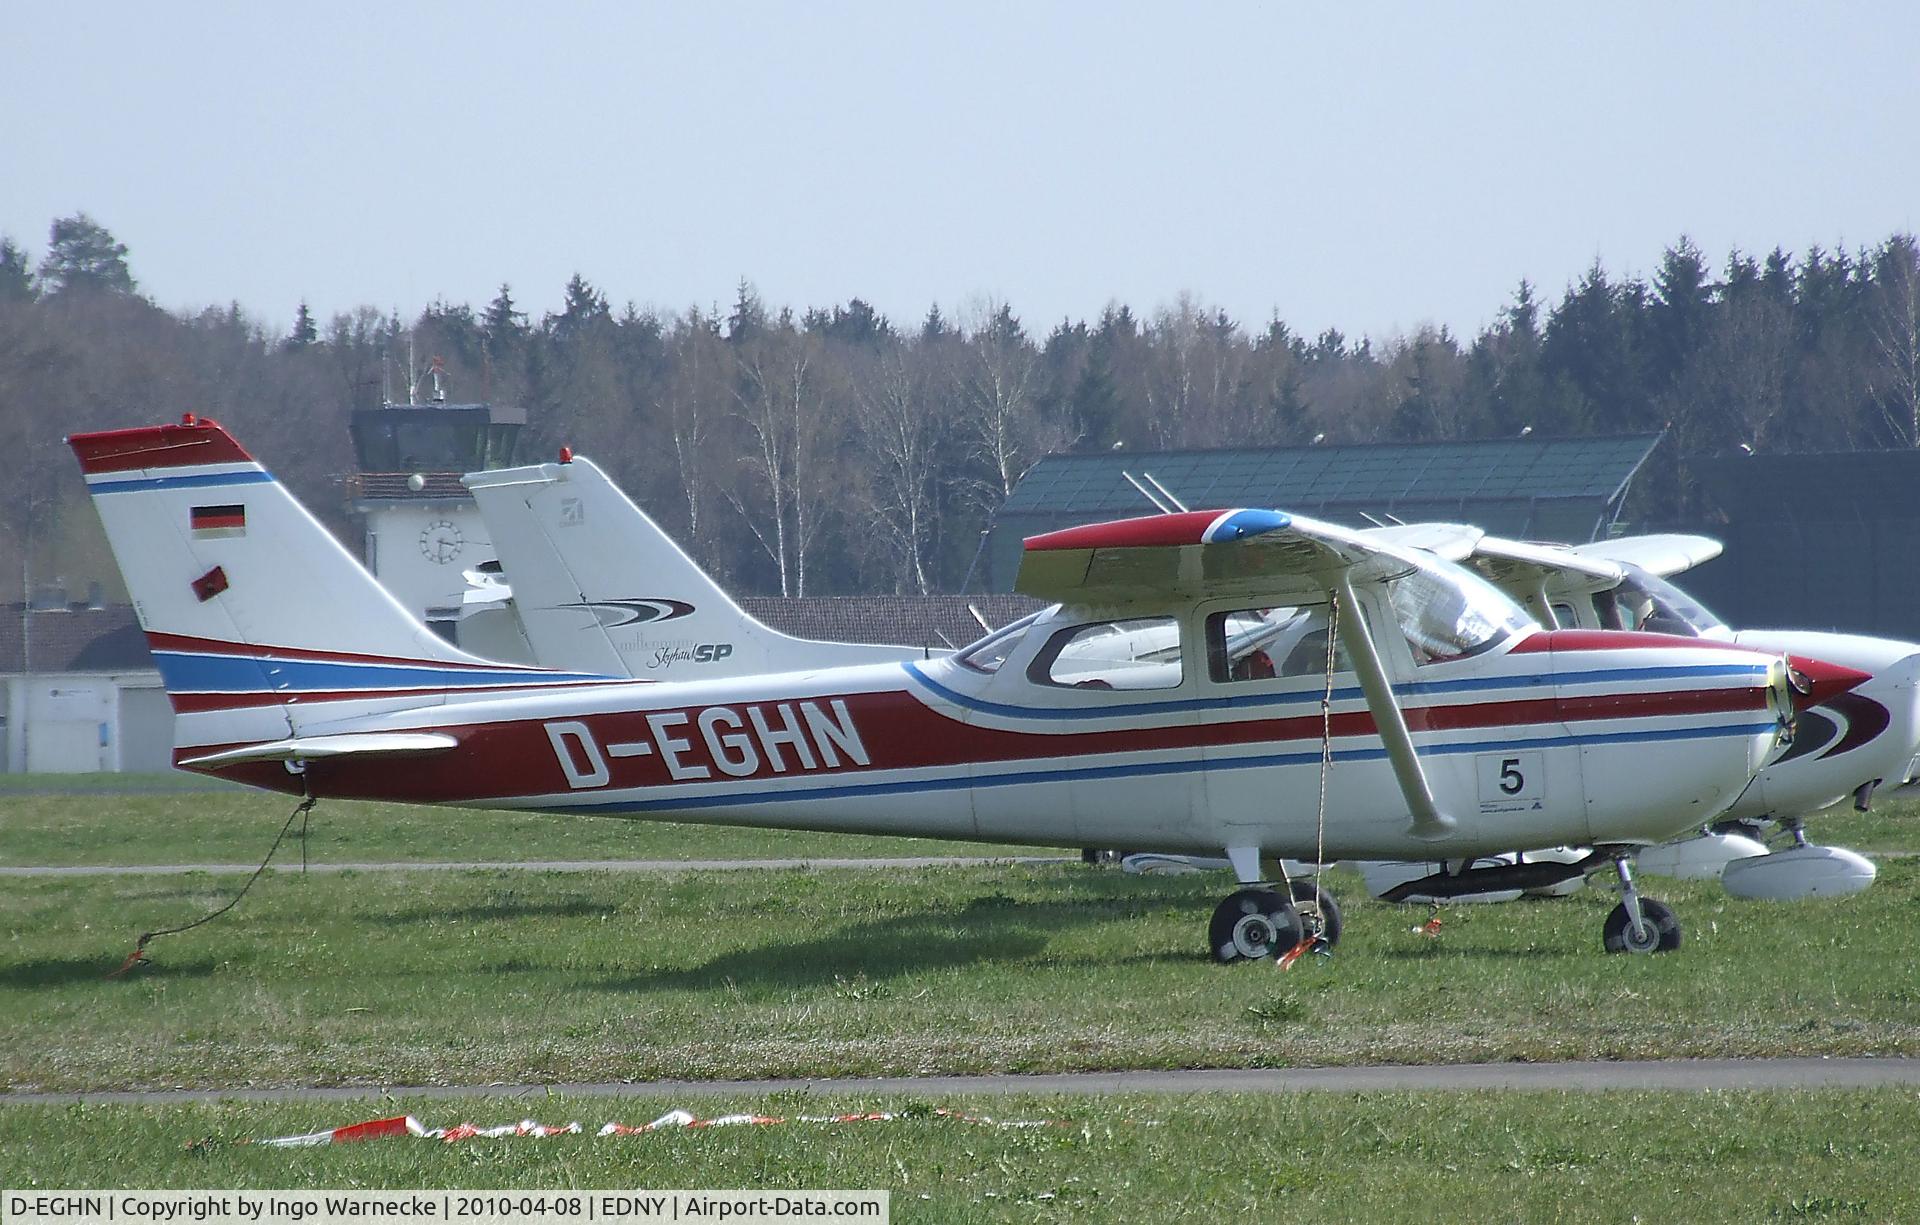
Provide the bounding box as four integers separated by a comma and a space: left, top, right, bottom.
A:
1462, 532, 1920, 898
71, 416, 1867, 959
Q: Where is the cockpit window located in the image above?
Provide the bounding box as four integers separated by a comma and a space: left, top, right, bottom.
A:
953, 610, 1045, 674
1206, 605, 1352, 682
1387, 555, 1534, 664
1605, 565, 1725, 636
1031, 616, 1184, 690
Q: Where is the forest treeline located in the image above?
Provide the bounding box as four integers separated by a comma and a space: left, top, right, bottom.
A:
1, 214, 1917, 600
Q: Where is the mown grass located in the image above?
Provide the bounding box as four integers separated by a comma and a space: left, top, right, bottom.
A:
4, 774, 1913, 870
0, 788, 1041, 868
5, 857, 1919, 1094
0, 770, 242, 794
3, 1090, 1915, 1221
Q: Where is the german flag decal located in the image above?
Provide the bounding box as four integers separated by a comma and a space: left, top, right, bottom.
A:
191, 504, 246, 538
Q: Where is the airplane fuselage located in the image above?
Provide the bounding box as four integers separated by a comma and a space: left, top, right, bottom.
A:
198, 623, 1785, 862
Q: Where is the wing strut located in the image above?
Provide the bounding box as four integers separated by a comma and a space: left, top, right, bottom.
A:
1333, 573, 1456, 841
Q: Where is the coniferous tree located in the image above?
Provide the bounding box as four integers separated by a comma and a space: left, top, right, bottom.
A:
287, 301, 318, 349
551, 274, 611, 341
0, 237, 34, 302
726, 279, 766, 343
37, 213, 135, 295
483, 283, 527, 347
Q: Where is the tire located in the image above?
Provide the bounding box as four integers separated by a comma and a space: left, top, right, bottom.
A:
1209, 888, 1303, 963
1288, 879, 1343, 948
1602, 897, 1682, 954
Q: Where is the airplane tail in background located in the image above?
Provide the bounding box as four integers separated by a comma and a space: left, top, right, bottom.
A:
465, 455, 923, 679
69, 417, 597, 759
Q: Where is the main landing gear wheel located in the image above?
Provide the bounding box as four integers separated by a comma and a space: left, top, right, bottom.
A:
1288, 879, 1343, 948
1209, 888, 1303, 963
1603, 897, 1681, 953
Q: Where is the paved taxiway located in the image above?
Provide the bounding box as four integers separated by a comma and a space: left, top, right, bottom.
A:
8, 1060, 1920, 1105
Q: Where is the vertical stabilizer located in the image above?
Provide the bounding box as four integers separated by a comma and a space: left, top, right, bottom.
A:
69, 417, 590, 757
465, 455, 922, 679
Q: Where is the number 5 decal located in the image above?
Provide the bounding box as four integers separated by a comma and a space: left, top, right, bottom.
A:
1499, 757, 1525, 794
1477, 750, 1543, 807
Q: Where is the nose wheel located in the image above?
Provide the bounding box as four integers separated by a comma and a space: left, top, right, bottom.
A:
1601, 852, 1681, 954
1209, 888, 1303, 963
1287, 878, 1343, 949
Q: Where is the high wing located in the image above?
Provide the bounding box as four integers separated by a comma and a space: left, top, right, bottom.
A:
1017, 508, 1437, 606
1463, 535, 1623, 591
1357, 522, 1484, 563
1020, 507, 1458, 839
1566, 533, 1724, 578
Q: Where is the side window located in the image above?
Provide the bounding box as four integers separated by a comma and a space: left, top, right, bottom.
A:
1206, 605, 1351, 683
1031, 617, 1184, 691
1550, 603, 1578, 630
955, 611, 1042, 674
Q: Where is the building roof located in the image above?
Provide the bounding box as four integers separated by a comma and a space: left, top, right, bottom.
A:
0, 605, 152, 673
1000, 434, 1665, 519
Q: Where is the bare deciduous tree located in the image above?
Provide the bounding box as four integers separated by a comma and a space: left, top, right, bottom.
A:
848, 341, 945, 593
727, 322, 841, 596
1868, 234, 1920, 447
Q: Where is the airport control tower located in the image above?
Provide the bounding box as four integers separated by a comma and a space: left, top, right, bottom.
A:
344, 359, 525, 649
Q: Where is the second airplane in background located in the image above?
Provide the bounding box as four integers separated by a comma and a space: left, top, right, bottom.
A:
461, 454, 926, 680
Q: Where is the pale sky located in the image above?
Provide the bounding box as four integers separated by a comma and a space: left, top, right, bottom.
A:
3, 3, 1915, 343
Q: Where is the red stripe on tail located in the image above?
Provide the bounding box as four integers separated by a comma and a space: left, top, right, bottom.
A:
68, 417, 254, 475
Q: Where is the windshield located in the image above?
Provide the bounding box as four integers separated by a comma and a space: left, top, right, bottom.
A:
1600, 565, 1726, 636
1387, 554, 1535, 664
954, 609, 1047, 673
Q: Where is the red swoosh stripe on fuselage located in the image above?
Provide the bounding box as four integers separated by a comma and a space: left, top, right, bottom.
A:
144, 631, 596, 672
192, 674, 1770, 805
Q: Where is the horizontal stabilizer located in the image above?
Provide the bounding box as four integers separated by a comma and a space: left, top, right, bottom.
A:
179, 732, 459, 768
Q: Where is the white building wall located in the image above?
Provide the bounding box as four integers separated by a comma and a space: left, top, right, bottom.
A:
1, 671, 170, 774
360, 501, 496, 619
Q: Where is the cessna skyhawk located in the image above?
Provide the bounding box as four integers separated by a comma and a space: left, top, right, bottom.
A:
71, 417, 1861, 958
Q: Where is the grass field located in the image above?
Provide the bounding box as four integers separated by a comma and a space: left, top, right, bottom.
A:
6, 854, 1919, 1093
6, 781, 1920, 1219
0, 787, 1042, 868
3, 774, 1915, 869
3, 1090, 1914, 1221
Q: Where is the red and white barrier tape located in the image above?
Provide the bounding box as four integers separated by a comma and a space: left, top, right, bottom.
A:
260, 1108, 1061, 1147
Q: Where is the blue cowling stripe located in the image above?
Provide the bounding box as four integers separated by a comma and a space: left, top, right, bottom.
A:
153, 651, 609, 694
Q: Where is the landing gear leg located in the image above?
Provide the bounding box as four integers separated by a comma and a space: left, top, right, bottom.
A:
1601, 851, 1681, 954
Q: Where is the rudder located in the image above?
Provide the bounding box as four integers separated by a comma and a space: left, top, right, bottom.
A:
70, 416, 579, 757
